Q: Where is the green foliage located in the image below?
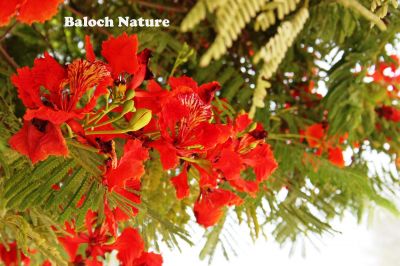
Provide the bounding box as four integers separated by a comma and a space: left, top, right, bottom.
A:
0, 0, 399, 264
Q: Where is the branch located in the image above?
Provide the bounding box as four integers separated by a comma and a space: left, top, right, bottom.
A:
337, 0, 387, 31
131, 0, 188, 13
0, 45, 19, 70
0, 22, 17, 42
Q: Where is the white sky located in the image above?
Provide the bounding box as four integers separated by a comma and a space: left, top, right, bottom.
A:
160, 210, 400, 266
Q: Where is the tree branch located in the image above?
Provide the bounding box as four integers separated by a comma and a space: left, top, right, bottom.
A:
0, 45, 19, 70
131, 0, 188, 13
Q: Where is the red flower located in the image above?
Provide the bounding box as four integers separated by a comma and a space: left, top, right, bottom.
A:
194, 188, 243, 227
202, 114, 277, 195
0, 0, 62, 26
102, 140, 148, 229
101, 33, 139, 78
60, 220, 161, 266
104, 139, 149, 190
303, 123, 347, 168
9, 118, 68, 164
376, 105, 400, 122
151, 76, 229, 170
58, 211, 111, 264
170, 164, 190, 199
304, 123, 325, 148
0, 242, 30, 266
9, 53, 112, 163
108, 228, 162, 266
328, 147, 345, 168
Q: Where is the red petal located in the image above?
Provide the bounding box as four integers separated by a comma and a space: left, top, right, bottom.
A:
58, 223, 84, 262
305, 123, 325, 148
150, 140, 179, 170
234, 114, 253, 133
133, 252, 163, 266
0, 242, 30, 266
111, 228, 145, 264
9, 120, 68, 164
328, 147, 345, 168
194, 189, 242, 227
24, 107, 78, 125
171, 166, 189, 199
17, 0, 62, 24
188, 123, 231, 151
243, 143, 278, 182
101, 33, 139, 77
196, 81, 220, 104
11, 67, 42, 109
85, 35, 96, 62
113, 180, 141, 221
213, 148, 243, 180
32, 52, 66, 94
0, 0, 20, 26
105, 140, 148, 190
168, 76, 198, 90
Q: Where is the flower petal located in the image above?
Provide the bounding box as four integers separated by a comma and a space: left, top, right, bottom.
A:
171, 166, 189, 199
101, 33, 139, 77
17, 0, 63, 24
0, 0, 21, 26
85, 35, 96, 62
9, 120, 68, 164
11, 67, 42, 109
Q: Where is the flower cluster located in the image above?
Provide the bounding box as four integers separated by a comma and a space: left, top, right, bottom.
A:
59, 211, 162, 265
8, 32, 278, 263
368, 55, 400, 122
0, 0, 63, 26
301, 123, 346, 168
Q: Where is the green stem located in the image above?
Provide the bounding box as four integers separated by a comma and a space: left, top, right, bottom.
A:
66, 140, 99, 153
84, 129, 128, 135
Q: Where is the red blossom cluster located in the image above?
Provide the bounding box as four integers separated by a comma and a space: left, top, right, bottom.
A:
368, 55, 400, 122
58, 211, 162, 265
301, 123, 346, 168
0, 0, 63, 26
0, 242, 31, 266
376, 105, 400, 122
6, 32, 278, 264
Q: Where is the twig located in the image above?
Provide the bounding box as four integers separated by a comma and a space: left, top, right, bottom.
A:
31, 24, 57, 59
131, 0, 188, 13
0, 45, 19, 70
0, 22, 17, 42
337, 0, 387, 31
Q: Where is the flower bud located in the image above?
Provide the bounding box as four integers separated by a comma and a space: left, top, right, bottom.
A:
125, 89, 135, 100
128, 108, 152, 131
121, 100, 135, 115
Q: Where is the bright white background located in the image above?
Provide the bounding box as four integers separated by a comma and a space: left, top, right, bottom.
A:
160, 210, 400, 266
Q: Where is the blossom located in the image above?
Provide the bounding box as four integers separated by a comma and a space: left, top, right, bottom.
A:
0, 0, 63, 26
104, 139, 149, 190
10, 53, 112, 163
376, 105, 400, 122
205, 114, 277, 195
151, 76, 230, 170
0, 242, 30, 266
303, 123, 346, 168
328, 147, 345, 168
101, 33, 139, 78
108, 228, 163, 266
304, 123, 325, 148
194, 188, 243, 227
9, 118, 68, 164
59, 212, 162, 266
170, 164, 190, 199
